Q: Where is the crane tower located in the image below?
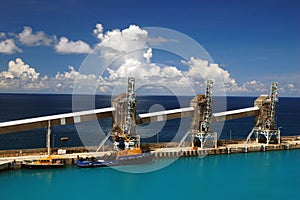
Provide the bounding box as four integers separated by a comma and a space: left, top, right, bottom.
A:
190, 80, 217, 149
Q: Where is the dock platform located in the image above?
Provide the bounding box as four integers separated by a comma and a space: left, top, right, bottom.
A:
0, 136, 299, 170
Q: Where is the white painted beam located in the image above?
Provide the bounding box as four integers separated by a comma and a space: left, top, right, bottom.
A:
0, 107, 115, 134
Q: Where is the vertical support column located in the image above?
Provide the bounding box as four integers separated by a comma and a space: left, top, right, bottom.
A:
124, 77, 136, 136
252, 82, 280, 144
266, 130, 269, 145
278, 129, 281, 144
202, 80, 213, 133
112, 77, 138, 151
200, 133, 204, 149
269, 82, 278, 129
112, 93, 127, 134
214, 133, 217, 148
189, 80, 215, 149
189, 94, 205, 148
47, 120, 51, 156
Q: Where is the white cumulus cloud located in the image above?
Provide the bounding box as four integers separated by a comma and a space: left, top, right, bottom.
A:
98, 24, 148, 52
182, 57, 243, 93
107, 58, 161, 80
288, 83, 294, 89
53, 66, 98, 92
18, 26, 52, 46
106, 49, 183, 80
0, 38, 22, 54
241, 80, 268, 94
278, 83, 300, 96
93, 23, 104, 40
143, 48, 152, 63
7, 58, 40, 81
0, 59, 100, 92
55, 37, 92, 54
55, 66, 96, 81
161, 66, 182, 78
0, 32, 5, 39
1, 24, 298, 96
0, 58, 44, 89
94, 24, 148, 61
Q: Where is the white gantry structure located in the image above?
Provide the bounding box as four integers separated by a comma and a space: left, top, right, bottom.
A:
0, 78, 280, 152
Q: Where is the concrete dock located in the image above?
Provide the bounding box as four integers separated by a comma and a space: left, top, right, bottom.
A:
151, 140, 300, 158
0, 136, 299, 170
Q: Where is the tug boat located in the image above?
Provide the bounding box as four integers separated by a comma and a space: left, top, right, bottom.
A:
76, 151, 153, 168
76, 135, 153, 168
21, 156, 65, 169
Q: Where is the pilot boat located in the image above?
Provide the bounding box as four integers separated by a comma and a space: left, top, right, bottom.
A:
76, 135, 153, 168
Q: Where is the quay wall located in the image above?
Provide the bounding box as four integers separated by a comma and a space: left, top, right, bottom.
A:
151, 142, 300, 159
0, 136, 300, 170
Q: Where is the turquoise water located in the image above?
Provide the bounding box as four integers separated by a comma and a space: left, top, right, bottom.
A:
1, 150, 299, 200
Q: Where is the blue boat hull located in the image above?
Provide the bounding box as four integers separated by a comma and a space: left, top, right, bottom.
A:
76, 153, 153, 168
76, 160, 118, 168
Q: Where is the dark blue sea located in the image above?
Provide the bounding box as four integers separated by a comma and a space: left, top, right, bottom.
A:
0, 94, 300, 150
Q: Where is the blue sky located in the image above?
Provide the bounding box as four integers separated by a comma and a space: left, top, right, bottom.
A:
0, 0, 299, 96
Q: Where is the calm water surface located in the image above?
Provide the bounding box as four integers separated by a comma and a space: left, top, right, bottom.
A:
1, 149, 299, 200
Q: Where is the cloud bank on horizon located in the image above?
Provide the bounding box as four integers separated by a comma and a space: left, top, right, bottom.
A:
0, 24, 298, 96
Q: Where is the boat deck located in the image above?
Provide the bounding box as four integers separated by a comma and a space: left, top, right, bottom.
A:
0, 160, 13, 171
